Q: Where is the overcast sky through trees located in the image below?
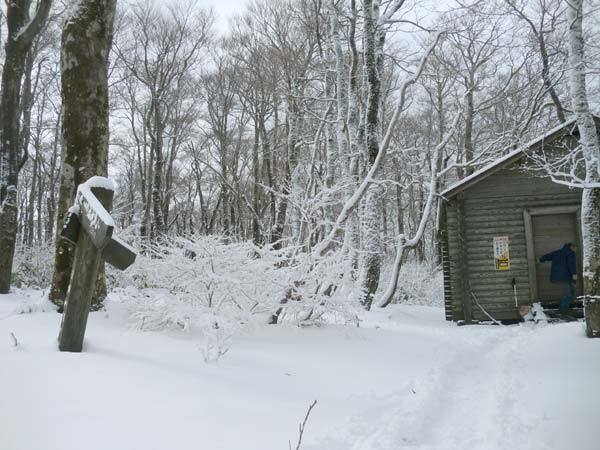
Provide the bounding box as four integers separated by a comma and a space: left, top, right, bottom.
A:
198, 0, 246, 31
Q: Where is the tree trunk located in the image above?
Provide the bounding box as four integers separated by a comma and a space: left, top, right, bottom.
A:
45, 107, 61, 242
49, 0, 116, 308
26, 152, 38, 246
464, 74, 475, 176
140, 129, 154, 245
252, 121, 262, 245
163, 126, 179, 230
0, 0, 52, 294
0, 188, 18, 291
260, 118, 275, 236
539, 32, 566, 124
272, 78, 303, 248
567, 0, 600, 337
359, 0, 384, 309
150, 97, 166, 241
342, 0, 361, 273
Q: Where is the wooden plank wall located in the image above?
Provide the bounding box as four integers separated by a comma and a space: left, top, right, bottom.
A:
440, 223, 453, 321
448, 161, 581, 321
445, 196, 465, 321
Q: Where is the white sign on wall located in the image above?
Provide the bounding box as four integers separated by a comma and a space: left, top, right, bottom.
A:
493, 236, 510, 271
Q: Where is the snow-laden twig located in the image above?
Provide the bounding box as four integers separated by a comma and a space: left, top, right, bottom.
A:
289, 400, 317, 450
525, 141, 600, 189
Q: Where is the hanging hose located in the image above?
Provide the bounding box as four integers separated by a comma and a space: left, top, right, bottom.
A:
468, 281, 503, 326
512, 277, 518, 308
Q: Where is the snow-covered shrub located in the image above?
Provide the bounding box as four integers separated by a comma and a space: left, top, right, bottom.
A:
110, 236, 360, 344
11, 243, 55, 290
380, 259, 443, 307
270, 249, 361, 327
111, 236, 285, 330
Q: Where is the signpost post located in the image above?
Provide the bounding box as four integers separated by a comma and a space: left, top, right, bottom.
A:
58, 177, 136, 352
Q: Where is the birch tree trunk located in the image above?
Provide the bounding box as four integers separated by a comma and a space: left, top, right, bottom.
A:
263, 115, 277, 235
567, 0, 600, 337
343, 0, 361, 273
464, 72, 475, 176
150, 97, 166, 240
0, 0, 52, 293
252, 121, 262, 245
272, 79, 303, 248
49, 0, 116, 308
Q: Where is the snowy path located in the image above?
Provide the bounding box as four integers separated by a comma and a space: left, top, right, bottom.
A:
1, 290, 598, 450
306, 317, 598, 450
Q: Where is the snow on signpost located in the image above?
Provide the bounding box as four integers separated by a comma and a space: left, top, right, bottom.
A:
58, 177, 136, 352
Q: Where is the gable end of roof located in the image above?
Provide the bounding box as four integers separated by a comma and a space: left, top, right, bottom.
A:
440, 117, 587, 199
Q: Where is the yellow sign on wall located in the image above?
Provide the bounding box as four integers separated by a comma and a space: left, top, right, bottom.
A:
493, 236, 510, 271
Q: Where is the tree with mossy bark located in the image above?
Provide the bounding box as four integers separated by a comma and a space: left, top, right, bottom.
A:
49, 0, 116, 309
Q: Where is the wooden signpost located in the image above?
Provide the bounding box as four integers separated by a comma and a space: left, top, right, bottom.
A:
58, 177, 136, 352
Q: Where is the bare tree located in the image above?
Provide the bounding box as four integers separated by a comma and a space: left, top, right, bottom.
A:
504, 0, 567, 123
114, 0, 212, 244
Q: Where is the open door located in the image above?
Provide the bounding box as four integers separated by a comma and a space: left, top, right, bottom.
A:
524, 206, 583, 306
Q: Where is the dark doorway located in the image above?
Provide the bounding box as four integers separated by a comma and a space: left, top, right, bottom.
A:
531, 213, 583, 304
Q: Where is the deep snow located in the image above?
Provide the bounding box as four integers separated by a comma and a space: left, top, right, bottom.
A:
0, 290, 598, 450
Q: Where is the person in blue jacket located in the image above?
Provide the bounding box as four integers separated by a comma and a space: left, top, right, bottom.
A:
539, 242, 577, 311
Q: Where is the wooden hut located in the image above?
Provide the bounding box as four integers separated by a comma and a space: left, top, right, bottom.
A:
440, 118, 595, 322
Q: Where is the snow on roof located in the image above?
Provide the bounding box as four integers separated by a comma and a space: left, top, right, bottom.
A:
441, 118, 578, 198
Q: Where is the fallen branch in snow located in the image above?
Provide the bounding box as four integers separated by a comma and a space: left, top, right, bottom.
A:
289, 400, 317, 450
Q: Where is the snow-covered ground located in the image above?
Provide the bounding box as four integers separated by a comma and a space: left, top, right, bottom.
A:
0, 290, 597, 450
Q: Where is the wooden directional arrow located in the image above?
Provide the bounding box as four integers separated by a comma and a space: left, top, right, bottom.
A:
102, 237, 137, 270
61, 213, 136, 271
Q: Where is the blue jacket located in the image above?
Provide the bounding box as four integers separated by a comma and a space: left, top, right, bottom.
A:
540, 243, 577, 283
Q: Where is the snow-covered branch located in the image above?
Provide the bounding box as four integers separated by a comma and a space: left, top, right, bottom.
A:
12, 0, 53, 48
377, 112, 460, 308
525, 143, 600, 189
379, 0, 408, 26
315, 31, 444, 257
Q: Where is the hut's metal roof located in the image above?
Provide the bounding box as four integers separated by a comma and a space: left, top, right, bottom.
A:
441, 118, 580, 199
